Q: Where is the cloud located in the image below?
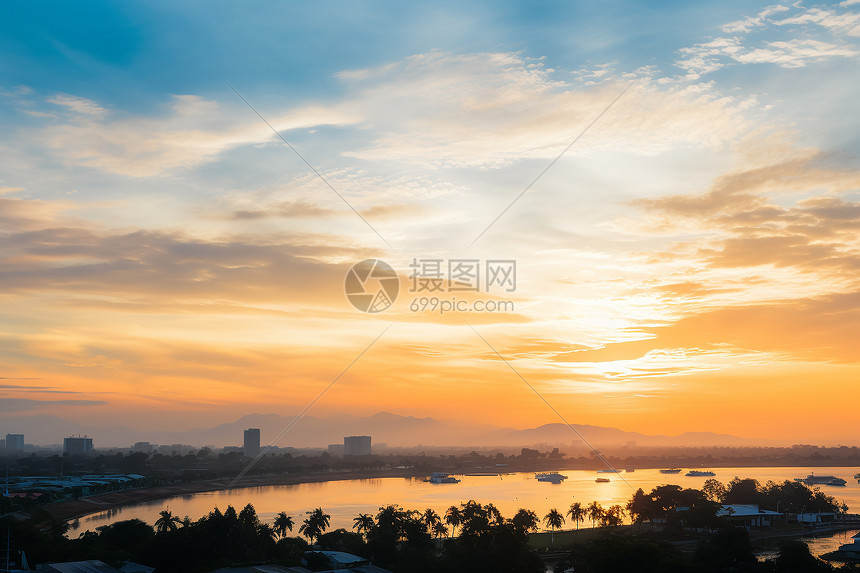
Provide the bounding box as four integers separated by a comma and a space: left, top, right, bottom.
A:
0, 399, 107, 412
35, 94, 360, 177
21, 51, 760, 178
335, 52, 751, 166
721, 5, 792, 34
47, 94, 107, 117
679, 3, 860, 76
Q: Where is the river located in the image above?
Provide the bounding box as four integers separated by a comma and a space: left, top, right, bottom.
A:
72, 466, 859, 546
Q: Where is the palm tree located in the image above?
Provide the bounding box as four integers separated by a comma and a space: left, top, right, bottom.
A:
273, 512, 294, 539
587, 501, 604, 529
485, 503, 503, 526
422, 508, 442, 535
543, 508, 565, 548
154, 509, 181, 533
567, 502, 584, 530
432, 521, 449, 539
445, 505, 462, 537
353, 513, 375, 541
299, 507, 331, 544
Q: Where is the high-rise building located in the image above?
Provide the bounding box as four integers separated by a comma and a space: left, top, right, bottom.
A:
63, 436, 93, 455
343, 435, 371, 456
244, 428, 261, 457
5, 433, 24, 453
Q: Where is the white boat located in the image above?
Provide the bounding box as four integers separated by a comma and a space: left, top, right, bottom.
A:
659, 468, 682, 474
686, 470, 716, 477
536, 472, 567, 484
799, 473, 845, 486
597, 469, 620, 473
428, 472, 460, 484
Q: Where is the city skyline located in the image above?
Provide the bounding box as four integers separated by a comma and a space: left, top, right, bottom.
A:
1, 1, 860, 444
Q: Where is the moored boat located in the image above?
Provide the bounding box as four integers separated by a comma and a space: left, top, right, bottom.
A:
659, 468, 682, 474
536, 472, 567, 484
686, 470, 716, 477
595, 477, 610, 483
798, 473, 845, 486
428, 472, 460, 484
597, 469, 620, 473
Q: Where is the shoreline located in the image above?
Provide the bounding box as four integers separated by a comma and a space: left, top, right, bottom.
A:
23, 469, 418, 524
16, 463, 860, 525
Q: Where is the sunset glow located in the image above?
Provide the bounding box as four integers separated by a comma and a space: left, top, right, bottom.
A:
2, 1, 860, 445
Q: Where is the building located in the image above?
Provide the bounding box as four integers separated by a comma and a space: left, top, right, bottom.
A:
64, 435, 94, 455
6, 433, 24, 453
244, 428, 261, 457
38, 560, 121, 573
343, 435, 371, 456
716, 504, 781, 528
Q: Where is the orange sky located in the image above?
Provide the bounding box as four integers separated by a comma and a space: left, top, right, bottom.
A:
2, 3, 860, 445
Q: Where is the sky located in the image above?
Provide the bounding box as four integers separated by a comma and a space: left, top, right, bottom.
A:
1, 0, 859, 445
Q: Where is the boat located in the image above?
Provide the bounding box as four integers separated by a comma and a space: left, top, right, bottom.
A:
625, 468, 635, 473
597, 469, 620, 473
685, 470, 716, 477
659, 468, 682, 474
428, 472, 460, 484
854, 472, 860, 479
535, 472, 567, 484
799, 473, 846, 486
835, 532, 860, 559
595, 478, 610, 483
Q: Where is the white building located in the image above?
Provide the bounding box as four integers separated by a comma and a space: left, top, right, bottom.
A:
716, 504, 781, 528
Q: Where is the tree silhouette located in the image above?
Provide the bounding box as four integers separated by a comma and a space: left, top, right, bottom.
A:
154, 509, 181, 533
273, 512, 294, 539
353, 513, 375, 541
511, 508, 539, 538
587, 501, 604, 529
422, 508, 442, 535
445, 505, 462, 537
543, 508, 564, 548
567, 502, 584, 530
299, 507, 331, 543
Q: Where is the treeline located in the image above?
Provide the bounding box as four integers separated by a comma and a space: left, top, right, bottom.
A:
4, 444, 860, 485
0, 478, 851, 573
4, 501, 544, 573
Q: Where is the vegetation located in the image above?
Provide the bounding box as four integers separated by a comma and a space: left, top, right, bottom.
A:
0, 477, 851, 573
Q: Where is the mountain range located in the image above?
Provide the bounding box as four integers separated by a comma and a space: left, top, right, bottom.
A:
2, 411, 757, 450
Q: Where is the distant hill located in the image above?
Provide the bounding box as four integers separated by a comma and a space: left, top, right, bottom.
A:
2, 411, 755, 449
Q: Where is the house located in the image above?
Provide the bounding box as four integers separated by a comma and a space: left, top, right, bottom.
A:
796, 512, 838, 524
716, 504, 781, 528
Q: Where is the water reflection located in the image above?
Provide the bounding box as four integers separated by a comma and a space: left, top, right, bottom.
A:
73, 465, 860, 557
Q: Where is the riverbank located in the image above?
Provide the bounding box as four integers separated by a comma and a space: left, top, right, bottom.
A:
19, 468, 419, 525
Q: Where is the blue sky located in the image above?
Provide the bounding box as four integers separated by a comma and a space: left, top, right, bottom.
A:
2, 1, 860, 442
